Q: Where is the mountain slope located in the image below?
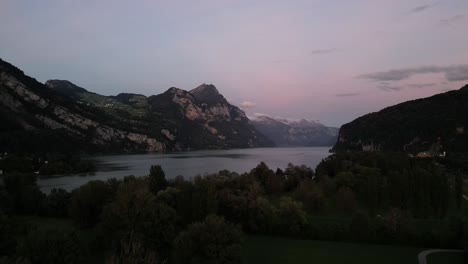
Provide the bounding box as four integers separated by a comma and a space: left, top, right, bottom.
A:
0, 58, 273, 153
333, 85, 468, 153
251, 115, 338, 146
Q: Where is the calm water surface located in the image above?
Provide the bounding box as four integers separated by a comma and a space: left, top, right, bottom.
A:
38, 147, 331, 193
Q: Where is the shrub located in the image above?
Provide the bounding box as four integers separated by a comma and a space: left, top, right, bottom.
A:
69, 180, 110, 228
173, 215, 243, 264
17, 229, 86, 264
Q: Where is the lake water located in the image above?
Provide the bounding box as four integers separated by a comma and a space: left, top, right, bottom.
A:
38, 147, 332, 193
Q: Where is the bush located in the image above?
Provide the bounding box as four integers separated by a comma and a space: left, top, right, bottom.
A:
246, 197, 277, 233
277, 197, 307, 236
350, 211, 372, 241
43, 188, 71, 218
3, 173, 44, 214
336, 186, 356, 214
297, 181, 325, 213
173, 215, 243, 264
69, 180, 111, 228
100, 179, 179, 261
105, 234, 160, 264
17, 229, 87, 264
0, 212, 16, 256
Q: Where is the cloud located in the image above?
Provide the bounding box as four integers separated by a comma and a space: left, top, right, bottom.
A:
440, 14, 465, 26
409, 4, 431, 14
247, 112, 270, 120
407, 83, 436, 88
271, 59, 296, 64
358, 65, 468, 82
335, 93, 360, 97
310, 48, 338, 55
240, 101, 257, 109
378, 84, 403, 92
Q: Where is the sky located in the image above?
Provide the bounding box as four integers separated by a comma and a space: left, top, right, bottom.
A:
1, 0, 467, 127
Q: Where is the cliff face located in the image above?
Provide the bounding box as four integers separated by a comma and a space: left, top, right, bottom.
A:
333, 84, 468, 153
251, 115, 338, 147
146, 85, 273, 150
0, 59, 272, 153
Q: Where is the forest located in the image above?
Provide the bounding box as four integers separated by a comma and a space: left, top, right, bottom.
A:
0, 152, 467, 263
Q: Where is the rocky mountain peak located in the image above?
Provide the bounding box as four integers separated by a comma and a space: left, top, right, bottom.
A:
0, 58, 274, 153
251, 115, 338, 146
166, 87, 180, 93
190, 83, 227, 104
45, 80, 89, 96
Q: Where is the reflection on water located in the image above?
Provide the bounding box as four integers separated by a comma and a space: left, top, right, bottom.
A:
38, 147, 331, 193
172, 153, 251, 159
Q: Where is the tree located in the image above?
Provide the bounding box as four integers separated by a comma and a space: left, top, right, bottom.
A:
44, 188, 71, 218
149, 165, 168, 195
297, 181, 325, 213
173, 215, 243, 264
265, 173, 284, 194
3, 173, 44, 214
380, 207, 411, 242
69, 180, 110, 228
100, 179, 179, 262
284, 164, 314, 191
277, 197, 307, 235
105, 233, 160, 264
191, 177, 218, 222
250, 162, 275, 192
455, 171, 463, 210
245, 197, 277, 233
336, 186, 356, 214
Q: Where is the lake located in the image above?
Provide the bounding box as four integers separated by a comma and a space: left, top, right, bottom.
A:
38, 147, 332, 193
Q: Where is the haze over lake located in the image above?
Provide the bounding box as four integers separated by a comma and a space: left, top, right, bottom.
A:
38, 147, 331, 193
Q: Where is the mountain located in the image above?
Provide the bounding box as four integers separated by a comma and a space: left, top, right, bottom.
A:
250, 115, 338, 146
190, 84, 228, 105
333, 85, 468, 153
0, 58, 273, 153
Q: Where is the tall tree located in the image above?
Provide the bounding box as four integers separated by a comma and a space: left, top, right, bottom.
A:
149, 165, 168, 195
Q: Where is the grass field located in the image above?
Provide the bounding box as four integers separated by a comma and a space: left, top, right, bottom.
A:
243, 236, 426, 264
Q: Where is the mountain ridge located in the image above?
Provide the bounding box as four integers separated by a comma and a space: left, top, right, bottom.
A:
333, 85, 468, 153
251, 114, 338, 147
0, 58, 273, 153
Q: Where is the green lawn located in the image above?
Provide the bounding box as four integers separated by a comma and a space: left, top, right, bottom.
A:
243, 236, 424, 264
427, 251, 465, 264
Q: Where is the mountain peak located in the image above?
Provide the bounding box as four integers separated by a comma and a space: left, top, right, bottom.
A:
45, 80, 89, 95
251, 115, 338, 146
165, 87, 182, 93
460, 84, 468, 91
190, 84, 227, 104
191, 83, 218, 93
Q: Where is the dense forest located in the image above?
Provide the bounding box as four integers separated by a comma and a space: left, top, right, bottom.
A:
1, 152, 467, 263
333, 84, 468, 153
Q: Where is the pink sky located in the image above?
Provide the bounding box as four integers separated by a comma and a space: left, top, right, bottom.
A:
1, 0, 467, 126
